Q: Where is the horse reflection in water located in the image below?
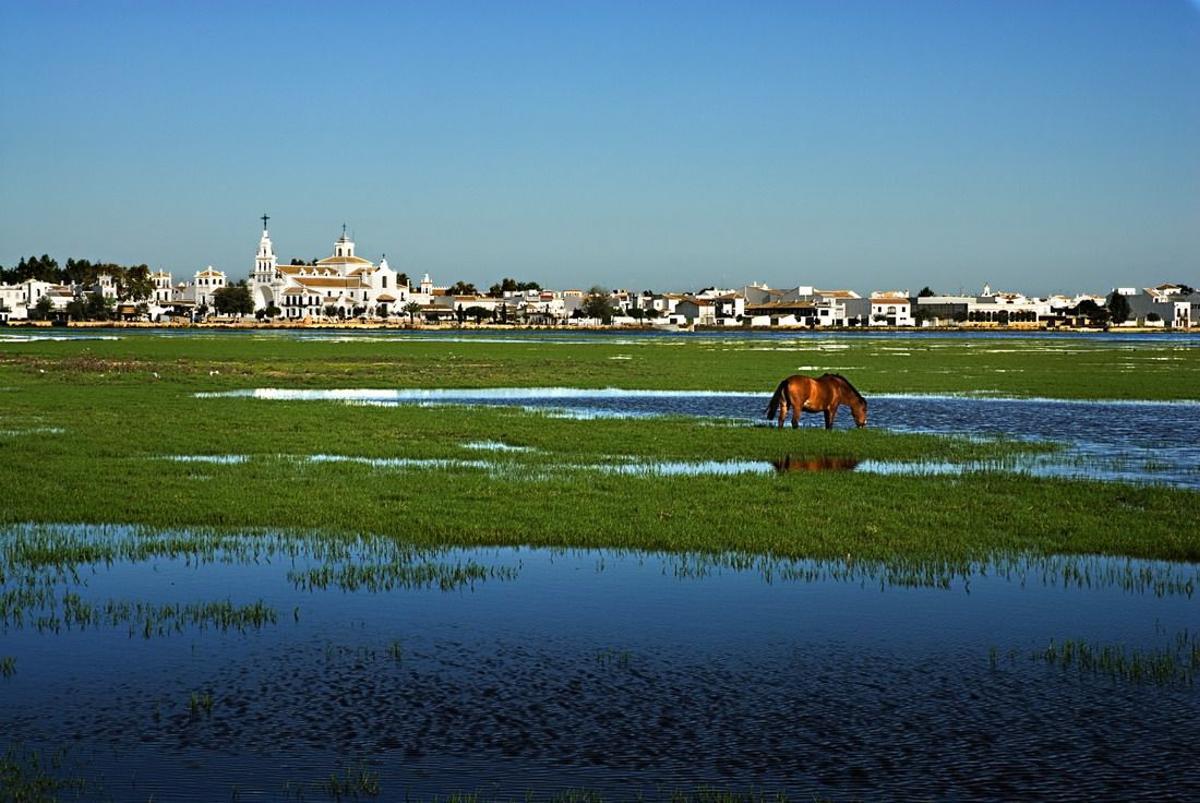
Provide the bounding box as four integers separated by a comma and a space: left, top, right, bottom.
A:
771, 455, 861, 473
765, 373, 868, 430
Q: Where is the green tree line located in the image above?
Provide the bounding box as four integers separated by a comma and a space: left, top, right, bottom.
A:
1, 255, 155, 300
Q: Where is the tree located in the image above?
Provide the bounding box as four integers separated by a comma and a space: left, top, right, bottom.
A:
917, 286, 936, 298
465, 305, 492, 324
455, 304, 466, 325
448, 280, 478, 296
1075, 299, 1109, 326
119, 265, 154, 301
262, 303, 281, 320
212, 282, 254, 316
32, 296, 54, 321
323, 304, 338, 319
1106, 291, 1131, 324
15, 255, 61, 283
402, 301, 423, 324
488, 278, 541, 297
582, 286, 615, 323
65, 298, 88, 321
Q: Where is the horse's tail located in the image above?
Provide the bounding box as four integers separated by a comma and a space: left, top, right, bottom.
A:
765, 379, 788, 420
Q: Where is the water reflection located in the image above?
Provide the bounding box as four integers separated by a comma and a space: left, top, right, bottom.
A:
772, 455, 860, 473
2, 524, 1199, 799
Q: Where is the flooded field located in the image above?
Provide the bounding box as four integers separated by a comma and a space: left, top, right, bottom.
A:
3, 328, 1198, 798
199, 387, 1200, 488
2, 327, 1198, 345
2, 524, 1198, 800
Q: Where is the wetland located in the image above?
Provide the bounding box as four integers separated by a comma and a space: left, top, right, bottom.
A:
1, 329, 1197, 799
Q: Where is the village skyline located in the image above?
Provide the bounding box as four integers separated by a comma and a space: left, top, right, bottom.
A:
3, 220, 1196, 328
3, 214, 1197, 303
3, 2, 1198, 295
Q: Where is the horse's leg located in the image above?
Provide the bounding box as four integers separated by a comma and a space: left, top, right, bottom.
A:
791, 404, 801, 429
777, 399, 787, 430
823, 406, 835, 430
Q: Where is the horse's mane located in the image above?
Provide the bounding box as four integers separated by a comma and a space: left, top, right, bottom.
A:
824, 373, 866, 404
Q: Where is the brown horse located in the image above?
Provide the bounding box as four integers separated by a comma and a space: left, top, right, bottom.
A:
765, 373, 868, 430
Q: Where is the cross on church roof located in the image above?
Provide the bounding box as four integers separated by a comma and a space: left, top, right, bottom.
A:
261, 213, 270, 231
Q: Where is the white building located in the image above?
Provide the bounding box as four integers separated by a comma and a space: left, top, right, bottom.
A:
179, 267, 227, 310
250, 222, 408, 319
151, 271, 173, 304
869, 292, 914, 326
94, 273, 119, 300
0, 279, 71, 320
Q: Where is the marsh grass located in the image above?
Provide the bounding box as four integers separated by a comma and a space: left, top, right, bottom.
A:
30, 595, 277, 637
188, 690, 215, 717
594, 647, 632, 669
1034, 631, 1200, 686
386, 639, 403, 663
3, 330, 1197, 399
289, 560, 516, 593
319, 761, 381, 800
3, 525, 1199, 620
0, 744, 88, 801
0, 655, 15, 677
0, 335, 1196, 564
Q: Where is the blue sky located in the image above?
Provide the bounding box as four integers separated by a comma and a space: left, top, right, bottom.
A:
1, 0, 1197, 294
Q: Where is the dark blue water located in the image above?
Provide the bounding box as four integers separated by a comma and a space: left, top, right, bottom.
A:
2, 524, 1198, 800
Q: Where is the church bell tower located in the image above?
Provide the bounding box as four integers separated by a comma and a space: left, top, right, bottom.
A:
254, 214, 277, 285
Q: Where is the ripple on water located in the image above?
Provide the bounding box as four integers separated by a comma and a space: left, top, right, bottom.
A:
2, 524, 1198, 798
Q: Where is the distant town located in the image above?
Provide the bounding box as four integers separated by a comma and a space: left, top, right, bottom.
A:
1, 221, 1197, 329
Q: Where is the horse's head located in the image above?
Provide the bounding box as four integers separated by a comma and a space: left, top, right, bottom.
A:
851, 398, 868, 428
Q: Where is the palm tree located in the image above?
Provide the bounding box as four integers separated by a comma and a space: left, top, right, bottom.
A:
402, 301, 423, 325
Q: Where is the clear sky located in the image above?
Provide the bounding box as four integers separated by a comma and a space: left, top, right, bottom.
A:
1, 0, 1197, 295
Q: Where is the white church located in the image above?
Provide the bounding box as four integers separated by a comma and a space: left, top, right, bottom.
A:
250, 218, 437, 319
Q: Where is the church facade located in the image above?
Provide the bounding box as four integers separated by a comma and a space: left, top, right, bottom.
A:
250, 222, 410, 319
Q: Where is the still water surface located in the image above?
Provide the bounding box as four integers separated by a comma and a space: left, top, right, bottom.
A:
2, 524, 1198, 799
203, 387, 1200, 488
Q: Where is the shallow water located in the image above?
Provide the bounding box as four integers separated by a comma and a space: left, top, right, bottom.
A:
4, 326, 1200, 346
2, 523, 1198, 799
200, 387, 1200, 488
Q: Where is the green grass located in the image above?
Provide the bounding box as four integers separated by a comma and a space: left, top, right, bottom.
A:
2, 328, 1198, 398
0, 333, 1197, 565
